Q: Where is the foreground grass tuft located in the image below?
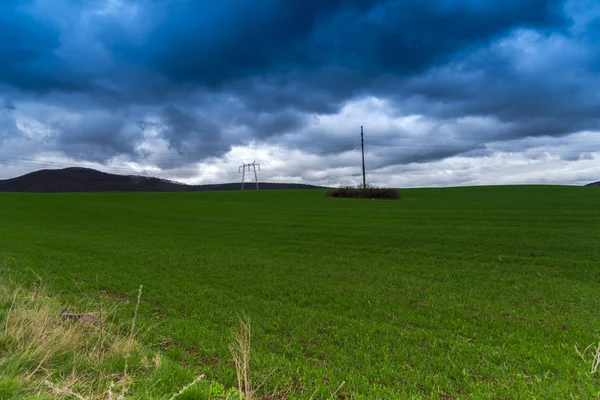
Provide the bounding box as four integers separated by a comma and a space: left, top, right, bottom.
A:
0, 277, 222, 399
576, 342, 600, 375
230, 314, 252, 400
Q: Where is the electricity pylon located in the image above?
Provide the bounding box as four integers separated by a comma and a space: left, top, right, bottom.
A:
239, 161, 260, 190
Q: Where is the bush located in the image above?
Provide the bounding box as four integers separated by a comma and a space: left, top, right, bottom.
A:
326, 184, 400, 200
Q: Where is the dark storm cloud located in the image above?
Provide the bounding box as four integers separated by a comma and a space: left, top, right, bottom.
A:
159, 105, 228, 159
111, 0, 564, 85
234, 109, 308, 138
0, 2, 59, 91
1, 99, 16, 111
0, 0, 597, 176
0, 103, 21, 142
50, 111, 143, 163
394, 28, 600, 146
1, 0, 564, 92
0, 1, 100, 93
231, 68, 368, 115
376, 143, 486, 167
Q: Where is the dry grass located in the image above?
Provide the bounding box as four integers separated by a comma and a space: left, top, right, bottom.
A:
0, 280, 138, 398
228, 315, 302, 400
230, 313, 253, 400
5, 286, 119, 361
0, 279, 205, 399
575, 342, 600, 374
123, 284, 143, 379
166, 375, 206, 400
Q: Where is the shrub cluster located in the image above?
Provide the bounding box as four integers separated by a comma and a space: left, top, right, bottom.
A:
326, 184, 400, 200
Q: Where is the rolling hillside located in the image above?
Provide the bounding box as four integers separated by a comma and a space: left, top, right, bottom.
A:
0, 167, 327, 192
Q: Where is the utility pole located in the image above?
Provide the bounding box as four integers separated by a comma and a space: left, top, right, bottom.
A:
239, 163, 246, 190
239, 161, 261, 190
361, 125, 366, 190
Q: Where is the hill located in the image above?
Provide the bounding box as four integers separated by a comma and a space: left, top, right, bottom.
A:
0, 167, 326, 192
586, 181, 600, 186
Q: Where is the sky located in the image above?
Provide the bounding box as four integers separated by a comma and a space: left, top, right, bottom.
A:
0, 0, 599, 187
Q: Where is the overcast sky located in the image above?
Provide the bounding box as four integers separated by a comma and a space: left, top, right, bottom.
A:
1, 0, 599, 187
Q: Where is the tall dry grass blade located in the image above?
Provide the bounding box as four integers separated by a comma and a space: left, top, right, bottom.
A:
251, 368, 276, 398
124, 285, 143, 376
26, 349, 53, 380
308, 387, 319, 400
167, 374, 206, 400
43, 379, 87, 400
591, 343, 600, 374
4, 287, 20, 336
327, 381, 346, 400
230, 313, 252, 400
232, 346, 243, 400
107, 381, 115, 400
96, 275, 105, 393
127, 285, 143, 353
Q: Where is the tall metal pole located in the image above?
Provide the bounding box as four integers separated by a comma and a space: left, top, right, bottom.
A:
361, 125, 366, 190
253, 161, 260, 190
239, 164, 246, 190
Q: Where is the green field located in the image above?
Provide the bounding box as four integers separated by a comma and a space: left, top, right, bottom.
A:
1, 186, 600, 398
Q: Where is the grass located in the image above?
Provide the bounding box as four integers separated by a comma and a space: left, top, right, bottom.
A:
0, 185, 600, 398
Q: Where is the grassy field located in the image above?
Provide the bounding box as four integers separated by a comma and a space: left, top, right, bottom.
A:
1, 186, 600, 399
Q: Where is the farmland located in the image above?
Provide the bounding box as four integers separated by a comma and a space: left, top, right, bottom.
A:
1, 186, 600, 398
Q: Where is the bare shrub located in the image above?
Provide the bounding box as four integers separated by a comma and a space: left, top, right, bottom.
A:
326, 184, 400, 200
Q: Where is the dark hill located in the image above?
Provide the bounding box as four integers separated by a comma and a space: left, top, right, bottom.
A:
0, 167, 327, 192
586, 181, 600, 187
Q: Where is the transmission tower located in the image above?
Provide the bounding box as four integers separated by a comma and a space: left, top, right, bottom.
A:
239, 161, 260, 190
